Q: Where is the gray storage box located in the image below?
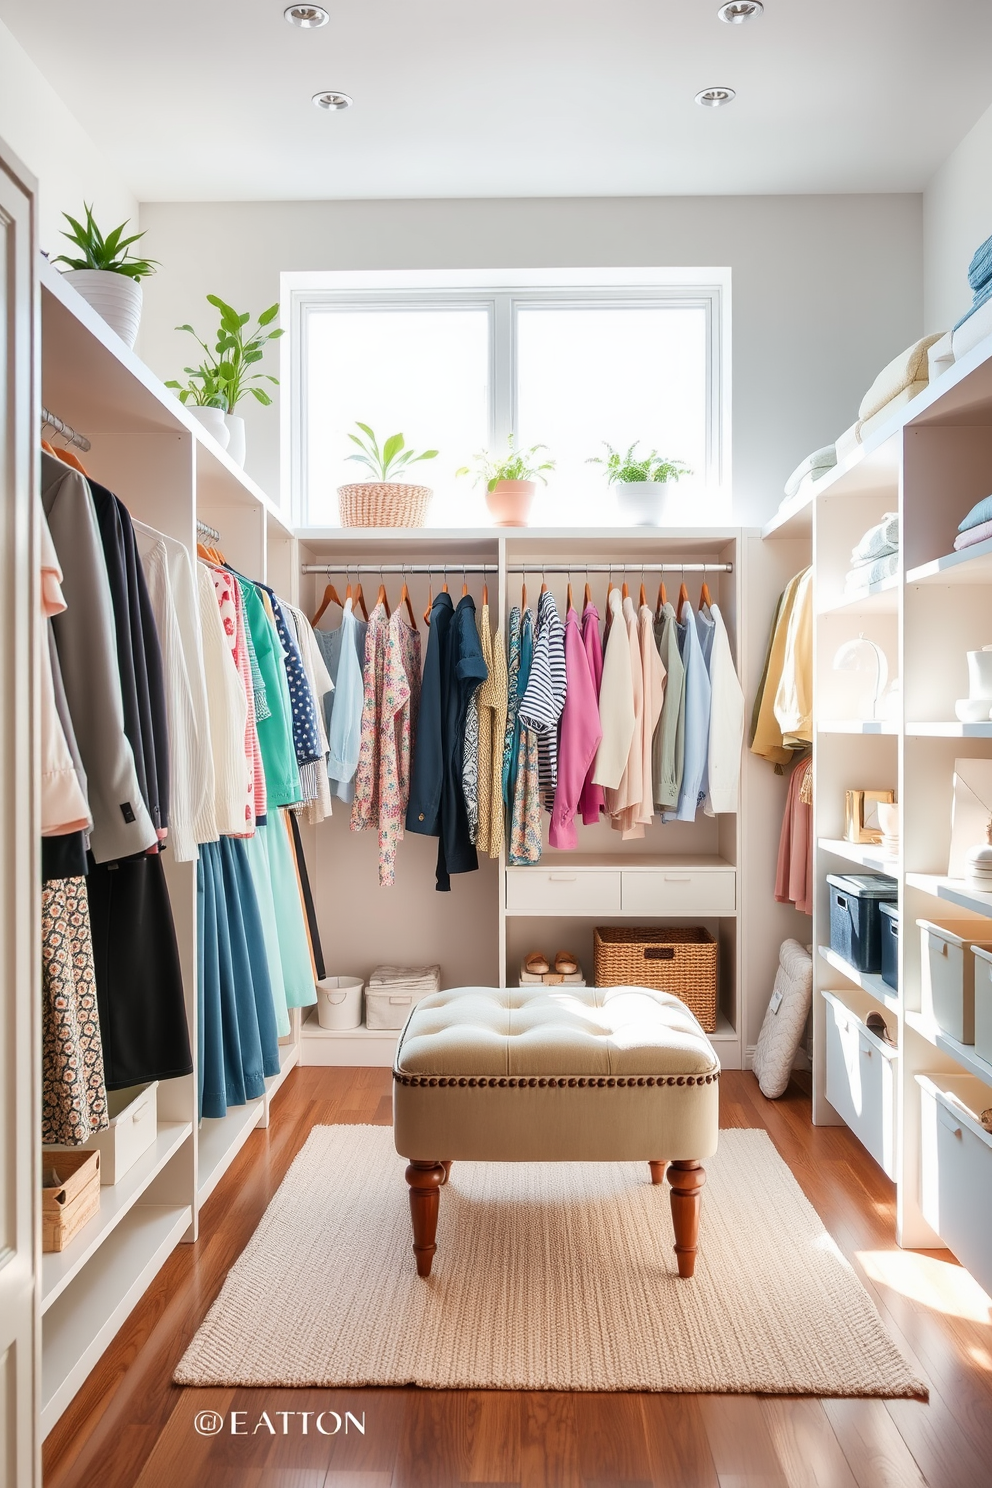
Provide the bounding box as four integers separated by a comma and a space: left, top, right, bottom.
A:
968, 945, 992, 1065
918, 920, 992, 1045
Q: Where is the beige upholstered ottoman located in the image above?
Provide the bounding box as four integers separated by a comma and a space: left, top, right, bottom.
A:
392, 985, 720, 1279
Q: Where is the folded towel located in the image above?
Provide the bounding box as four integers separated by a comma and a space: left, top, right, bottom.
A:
952, 293, 992, 359
835, 421, 860, 461
968, 232, 992, 294
954, 279, 992, 332
845, 552, 899, 590
852, 512, 899, 565
369, 963, 441, 990
784, 444, 837, 498
954, 518, 992, 551
958, 494, 992, 533
857, 382, 928, 444
858, 335, 942, 424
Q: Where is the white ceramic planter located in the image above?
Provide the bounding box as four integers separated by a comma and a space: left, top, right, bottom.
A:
186, 406, 230, 449
63, 269, 143, 348
224, 413, 246, 467
967, 648, 992, 700
615, 479, 676, 526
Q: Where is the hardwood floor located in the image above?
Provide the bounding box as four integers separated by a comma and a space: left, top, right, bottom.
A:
43, 1068, 992, 1488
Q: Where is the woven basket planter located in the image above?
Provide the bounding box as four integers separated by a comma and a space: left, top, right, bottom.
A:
593, 926, 718, 1032
336, 482, 433, 528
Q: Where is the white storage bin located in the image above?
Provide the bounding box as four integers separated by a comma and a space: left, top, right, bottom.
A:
970, 946, 992, 1068
918, 919, 992, 1044
366, 987, 433, 1030
316, 976, 364, 1030
56, 1081, 159, 1185
918, 1073, 992, 1299
822, 991, 898, 1178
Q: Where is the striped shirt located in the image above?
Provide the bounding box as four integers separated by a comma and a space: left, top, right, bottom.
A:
518, 588, 567, 810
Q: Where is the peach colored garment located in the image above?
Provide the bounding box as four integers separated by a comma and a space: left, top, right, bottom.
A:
775, 757, 812, 915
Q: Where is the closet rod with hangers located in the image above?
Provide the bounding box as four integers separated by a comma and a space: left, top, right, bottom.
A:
302, 562, 732, 575
41, 406, 91, 452
196, 519, 221, 542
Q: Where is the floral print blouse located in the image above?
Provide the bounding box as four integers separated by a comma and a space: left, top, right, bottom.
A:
351, 605, 422, 886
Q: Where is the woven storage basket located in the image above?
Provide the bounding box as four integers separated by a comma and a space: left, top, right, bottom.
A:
337, 482, 432, 528
594, 926, 718, 1032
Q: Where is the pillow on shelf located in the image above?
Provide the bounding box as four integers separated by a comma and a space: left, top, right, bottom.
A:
752, 940, 813, 1100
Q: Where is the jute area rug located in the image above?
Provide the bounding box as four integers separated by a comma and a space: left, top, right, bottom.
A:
175, 1124, 926, 1397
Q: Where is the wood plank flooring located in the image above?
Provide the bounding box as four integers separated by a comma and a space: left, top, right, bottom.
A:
42, 1069, 992, 1488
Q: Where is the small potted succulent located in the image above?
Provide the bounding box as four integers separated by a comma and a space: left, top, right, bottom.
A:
52, 204, 157, 349
164, 363, 230, 449
456, 436, 555, 527
587, 442, 691, 525
338, 422, 439, 527
172, 296, 283, 465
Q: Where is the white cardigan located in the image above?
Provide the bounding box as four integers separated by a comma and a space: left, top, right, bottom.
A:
702, 602, 745, 816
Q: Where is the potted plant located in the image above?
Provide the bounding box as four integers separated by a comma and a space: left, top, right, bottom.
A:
173, 295, 283, 466
164, 363, 230, 449
338, 422, 439, 527
456, 436, 555, 526
587, 442, 691, 525
52, 204, 157, 349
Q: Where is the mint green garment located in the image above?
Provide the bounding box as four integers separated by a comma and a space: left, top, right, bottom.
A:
244, 827, 291, 1037
240, 581, 301, 807
263, 811, 316, 1009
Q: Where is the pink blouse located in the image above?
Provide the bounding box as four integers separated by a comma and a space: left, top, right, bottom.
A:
549, 607, 603, 849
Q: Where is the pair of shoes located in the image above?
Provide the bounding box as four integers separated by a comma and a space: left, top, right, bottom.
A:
524, 950, 580, 976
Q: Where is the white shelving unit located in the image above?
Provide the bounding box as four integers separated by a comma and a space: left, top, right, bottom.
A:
765, 325, 992, 1273
37, 257, 301, 1436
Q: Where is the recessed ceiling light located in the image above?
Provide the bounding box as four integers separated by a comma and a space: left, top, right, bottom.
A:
285, 5, 329, 27
695, 87, 736, 107
312, 90, 352, 110
718, 1, 763, 22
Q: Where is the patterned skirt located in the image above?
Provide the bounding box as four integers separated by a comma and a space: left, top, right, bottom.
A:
42, 875, 109, 1146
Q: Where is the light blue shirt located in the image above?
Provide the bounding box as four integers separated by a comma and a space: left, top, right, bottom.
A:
324, 601, 365, 803
664, 603, 712, 823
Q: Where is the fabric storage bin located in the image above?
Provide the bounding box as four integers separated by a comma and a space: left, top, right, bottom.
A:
972, 945, 992, 1066
827, 873, 897, 973
918, 919, 992, 1044
879, 902, 899, 990
89, 1081, 158, 1184
42, 1149, 100, 1252
822, 990, 898, 1178
918, 1073, 992, 1299
366, 964, 441, 1030
593, 926, 718, 1032
316, 975, 364, 1030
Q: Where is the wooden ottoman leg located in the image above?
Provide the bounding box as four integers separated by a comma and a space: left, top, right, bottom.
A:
668, 1160, 706, 1279
649, 1160, 668, 1186
405, 1160, 446, 1277
440, 1161, 453, 1185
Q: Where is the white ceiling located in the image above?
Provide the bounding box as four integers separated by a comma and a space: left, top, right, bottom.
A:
4, 0, 992, 201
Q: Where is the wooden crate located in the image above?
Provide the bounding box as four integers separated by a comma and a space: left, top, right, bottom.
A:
42, 1149, 100, 1252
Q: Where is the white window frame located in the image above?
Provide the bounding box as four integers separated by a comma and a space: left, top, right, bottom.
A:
281, 267, 731, 528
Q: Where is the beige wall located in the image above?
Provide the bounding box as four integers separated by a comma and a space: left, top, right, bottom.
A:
924, 99, 992, 335
138, 194, 923, 527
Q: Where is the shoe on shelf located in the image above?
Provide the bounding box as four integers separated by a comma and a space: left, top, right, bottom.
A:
524, 952, 550, 976
554, 950, 579, 975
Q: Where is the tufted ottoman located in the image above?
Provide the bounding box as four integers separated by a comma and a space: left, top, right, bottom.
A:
392, 985, 720, 1279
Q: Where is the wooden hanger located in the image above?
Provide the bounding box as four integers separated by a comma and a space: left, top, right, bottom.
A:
700, 579, 712, 610
376, 578, 391, 617
583, 580, 593, 612
521, 578, 527, 612
566, 577, 573, 611
677, 579, 690, 620
621, 579, 630, 602
540, 572, 548, 594
461, 572, 469, 597
482, 579, 489, 606
423, 575, 434, 627
400, 576, 418, 629
639, 580, 647, 608
311, 578, 344, 628
655, 580, 667, 618
353, 580, 369, 620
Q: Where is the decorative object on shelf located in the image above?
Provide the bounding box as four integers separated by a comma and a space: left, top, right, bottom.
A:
593, 925, 718, 1033
171, 295, 284, 468
315, 975, 364, 1030
41, 1148, 101, 1252
948, 758, 992, 882
520, 950, 585, 986
853, 332, 943, 445
456, 435, 555, 527
752, 939, 813, 1100
782, 443, 836, 500
164, 362, 231, 448
865, 1010, 895, 1046
338, 422, 438, 527
966, 645, 992, 706
844, 788, 895, 845
879, 901, 899, 989
586, 442, 691, 525
877, 800, 900, 860
955, 698, 992, 723
832, 634, 889, 720
52, 203, 157, 349
826, 872, 897, 974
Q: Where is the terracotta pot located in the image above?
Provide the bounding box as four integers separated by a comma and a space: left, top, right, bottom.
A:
486, 479, 536, 527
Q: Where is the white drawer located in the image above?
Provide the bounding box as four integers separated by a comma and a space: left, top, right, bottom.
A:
823, 992, 897, 1178
505, 869, 620, 913
919, 1075, 992, 1298
621, 869, 736, 915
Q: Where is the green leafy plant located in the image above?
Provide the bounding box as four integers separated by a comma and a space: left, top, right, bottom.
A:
587, 442, 691, 485
173, 296, 283, 413
456, 435, 556, 493
345, 422, 439, 482
164, 363, 228, 409
52, 203, 158, 280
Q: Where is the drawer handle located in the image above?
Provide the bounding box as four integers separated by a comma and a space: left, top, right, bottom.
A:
548, 874, 578, 883
389, 996, 412, 1005
645, 947, 675, 961
836, 895, 847, 909
133, 1104, 150, 1122
938, 943, 949, 958
663, 874, 692, 883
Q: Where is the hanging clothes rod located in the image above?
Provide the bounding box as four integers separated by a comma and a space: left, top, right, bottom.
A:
302, 561, 732, 575
41, 406, 91, 452
196, 519, 221, 542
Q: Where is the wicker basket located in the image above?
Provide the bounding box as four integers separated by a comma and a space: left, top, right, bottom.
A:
337, 482, 433, 528
593, 926, 718, 1032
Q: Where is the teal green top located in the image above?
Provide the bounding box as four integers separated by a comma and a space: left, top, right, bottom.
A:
239, 579, 301, 808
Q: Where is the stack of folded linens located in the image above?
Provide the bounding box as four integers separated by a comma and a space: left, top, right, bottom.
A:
955, 495, 992, 552
952, 232, 992, 360
783, 444, 837, 500
365, 964, 441, 1030
846, 511, 899, 591
854, 334, 943, 443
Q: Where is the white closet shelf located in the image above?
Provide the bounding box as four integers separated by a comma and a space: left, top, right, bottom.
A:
906, 535, 992, 587
818, 576, 899, 616
818, 719, 898, 735
817, 946, 899, 1013
904, 1010, 992, 1084
906, 721, 992, 737
818, 838, 897, 874
41, 1121, 192, 1314
762, 488, 813, 540
41, 1202, 191, 1437
197, 1099, 265, 1205
300, 1010, 399, 1068
513, 853, 735, 870
905, 872, 992, 919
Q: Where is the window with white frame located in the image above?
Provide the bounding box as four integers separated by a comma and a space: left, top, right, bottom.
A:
287, 271, 728, 527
